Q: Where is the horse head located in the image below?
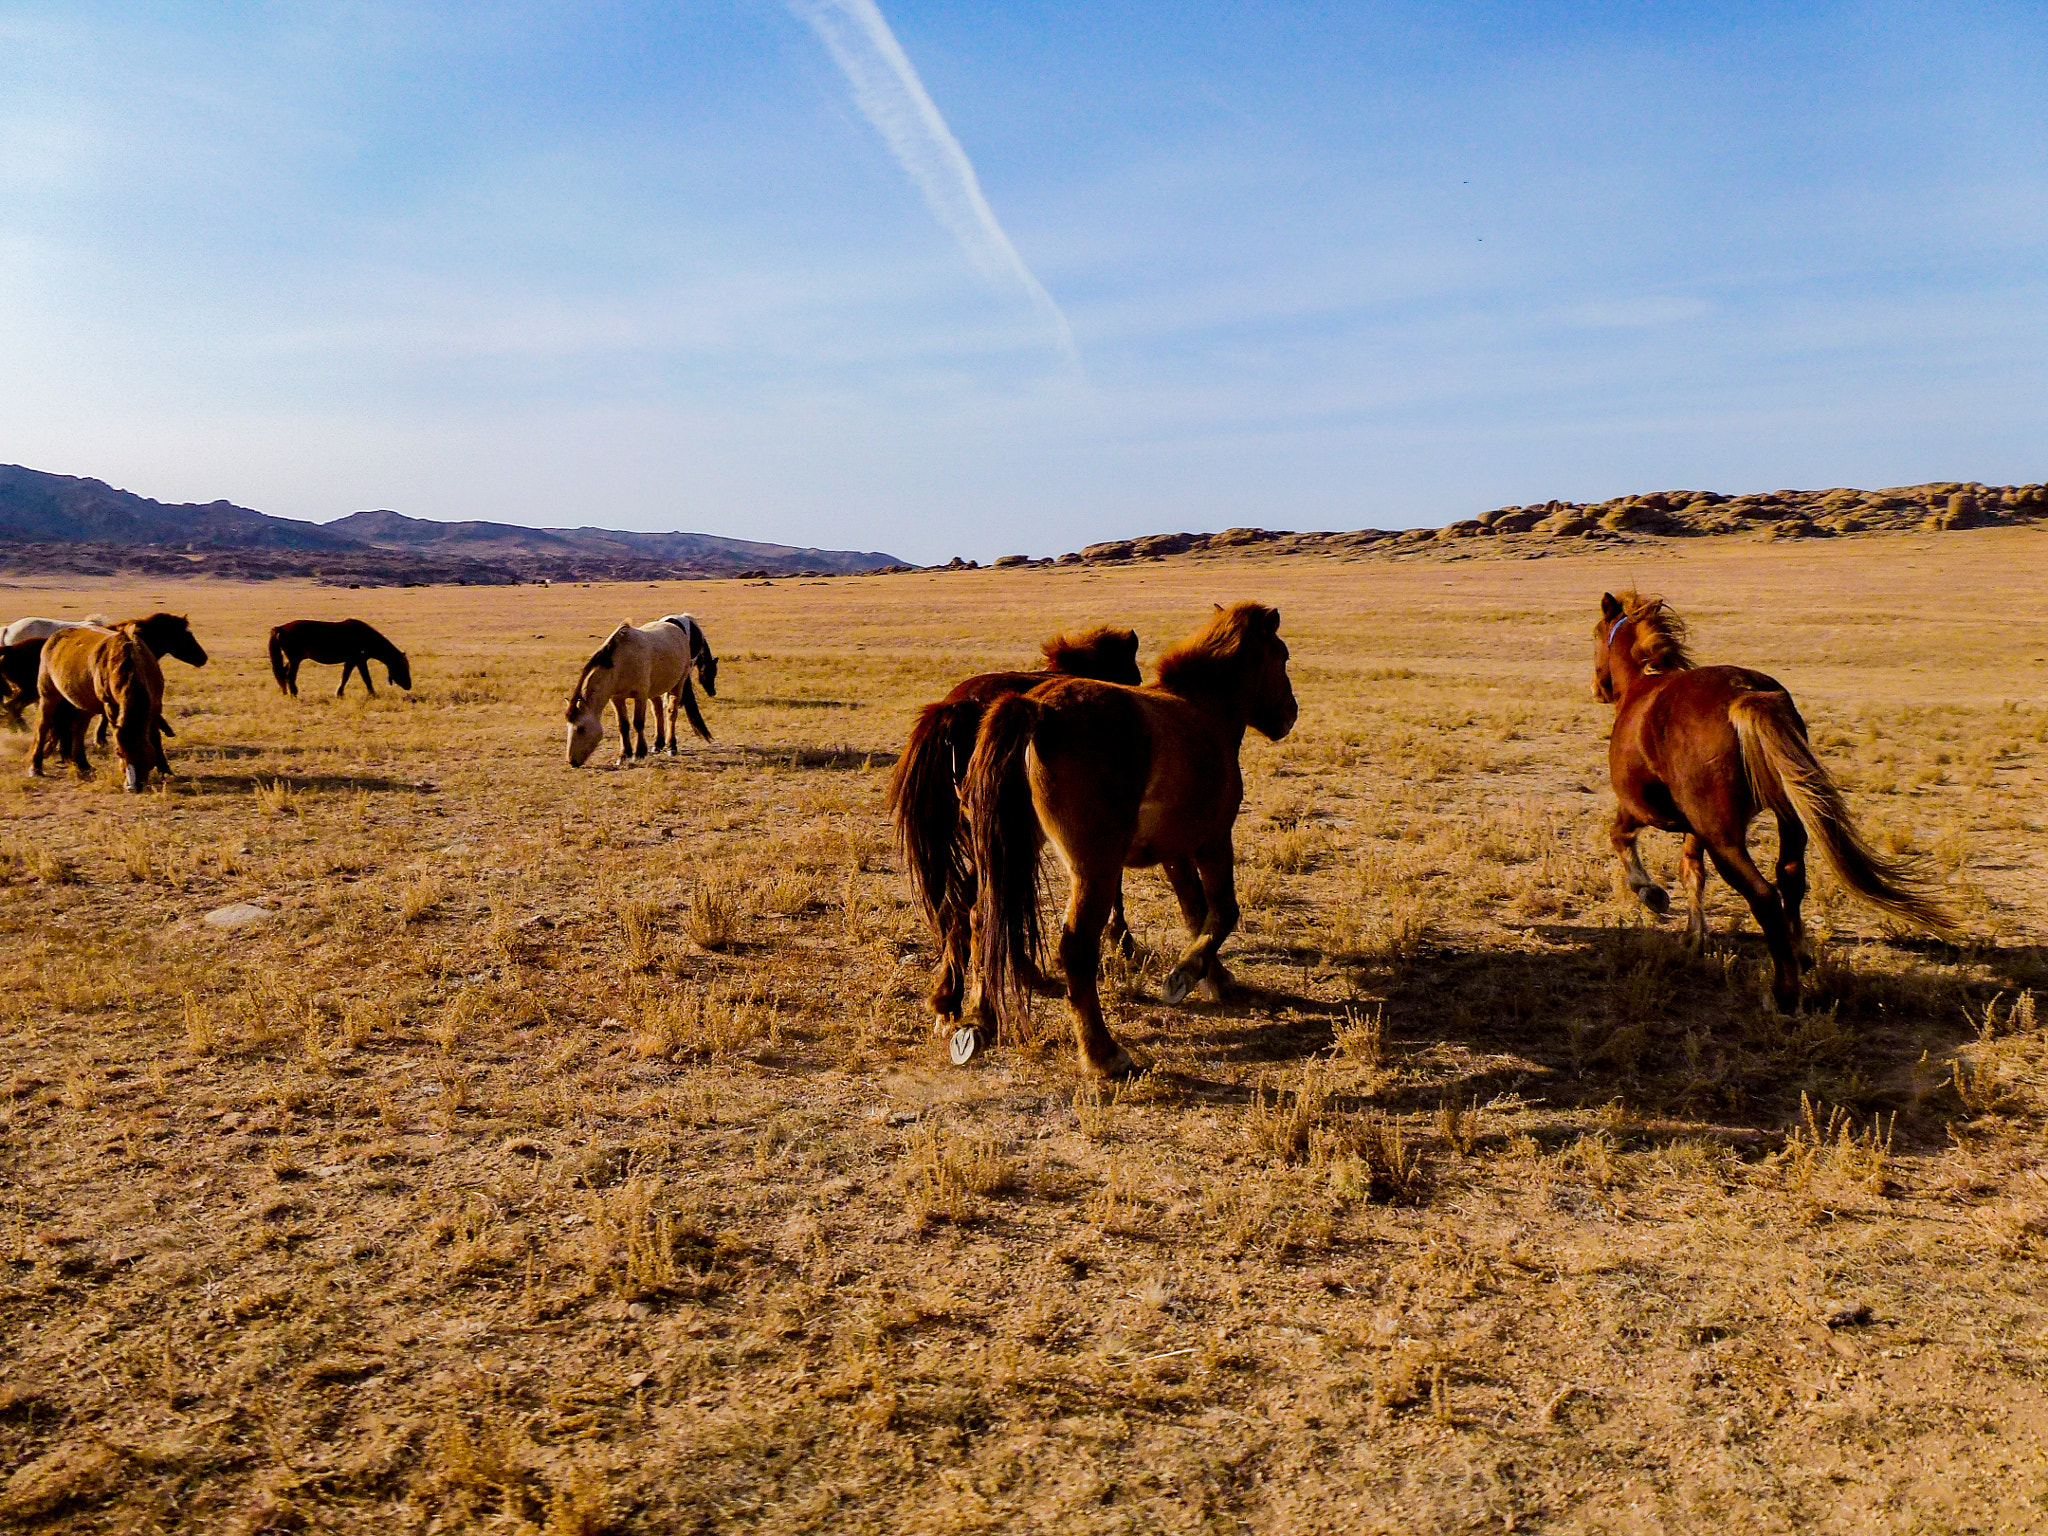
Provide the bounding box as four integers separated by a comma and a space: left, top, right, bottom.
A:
1594, 591, 1691, 702
1240, 605, 1298, 741
565, 639, 617, 765
1593, 592, 1627, 701
1042, 625, 1142, 685
385, 648, 413, 691
160, 615, 207, 667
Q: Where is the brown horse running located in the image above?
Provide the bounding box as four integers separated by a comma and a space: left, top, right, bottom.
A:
888, 625, 1143, 1023
1595, 590, 1957, 1012
965, 602, 1298, 1076
269, 619, 412, 697
32, 627, 167, 791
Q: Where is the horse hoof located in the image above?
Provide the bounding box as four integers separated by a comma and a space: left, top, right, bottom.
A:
949, 1027, 984, 1066
1161, 967, 1197, 1005
1636, 885, 1671, 916
1090, 1047, 1139, 1080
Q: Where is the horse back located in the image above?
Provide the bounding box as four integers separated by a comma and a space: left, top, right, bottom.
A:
1613, 665, 1792, 810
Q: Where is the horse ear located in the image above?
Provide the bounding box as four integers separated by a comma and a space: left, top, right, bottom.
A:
1600, 593, 1623, 620
1262, 607, 1281, 634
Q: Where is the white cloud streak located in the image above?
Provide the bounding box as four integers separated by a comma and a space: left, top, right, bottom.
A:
792, 0, 1078, 368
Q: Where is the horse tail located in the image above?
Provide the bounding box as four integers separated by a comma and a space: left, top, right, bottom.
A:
677, 676, 712, 741
268, 627, 291, 693
1729, 690, 1961, 939
889, 700, 977, 937
965, 693, 1045, 1034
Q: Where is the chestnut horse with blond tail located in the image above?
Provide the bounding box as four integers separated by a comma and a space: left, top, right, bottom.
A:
1595, 590, 1957, 1013
888, 625, 1143, 1024
31, 626, 168, 792
965, 602, 1298, 1076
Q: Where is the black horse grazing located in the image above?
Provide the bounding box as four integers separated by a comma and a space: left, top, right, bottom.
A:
0, 640, 40, 730
269, 619, 413, 698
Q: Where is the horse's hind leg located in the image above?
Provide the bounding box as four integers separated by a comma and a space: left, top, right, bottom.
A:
1679, 835, 1710, 952
286, 658, 301, 697
652, 694, 670, 755
1775, 809, 1812, 966
1058, 862, 1137, 1077
631, 697, 648, 758
1699, 824, 1800, 1012
1164, 840, 1240, 1005
1610, 809, 1670, 916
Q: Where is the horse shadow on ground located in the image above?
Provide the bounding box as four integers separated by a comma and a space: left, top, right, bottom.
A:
1115, 923, 2036, 1145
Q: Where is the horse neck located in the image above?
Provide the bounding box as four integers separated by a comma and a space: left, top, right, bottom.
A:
1604, 639, 1656, 703
576, 664, 615, 715
1157, 655, 1257, 736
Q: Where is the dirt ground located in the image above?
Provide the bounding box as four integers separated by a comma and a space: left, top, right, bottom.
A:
2, 526, 2046, 1533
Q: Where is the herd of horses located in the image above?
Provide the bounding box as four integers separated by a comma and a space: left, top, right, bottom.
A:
5, 591, 1956, 1077
887, 594, 1956, 1075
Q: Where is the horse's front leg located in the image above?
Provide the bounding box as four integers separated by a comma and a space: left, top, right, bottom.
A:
613, 698, 633, 764
286, 658, 301, 697
359, 656, 377, 697
1610, 809, 1670, 916
1163, 840, 1240, 1004
336, 660, 354, 698
650, 694, 669, 755
630, 697, 648, 758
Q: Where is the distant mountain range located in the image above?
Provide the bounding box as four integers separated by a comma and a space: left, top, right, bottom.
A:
0, 464, 907, 583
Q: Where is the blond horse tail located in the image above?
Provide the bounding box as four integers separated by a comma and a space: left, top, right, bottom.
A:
1729, 691, 1960, 939
965, 693, 1045, 1035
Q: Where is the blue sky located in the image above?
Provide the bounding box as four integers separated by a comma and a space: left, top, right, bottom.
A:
1, 2, 2042, 562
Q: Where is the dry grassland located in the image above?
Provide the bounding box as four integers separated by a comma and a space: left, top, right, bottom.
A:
2, 527, 2047, 1533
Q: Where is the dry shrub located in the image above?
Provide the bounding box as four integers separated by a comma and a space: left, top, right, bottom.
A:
401, 876, 443, 924
1332, 1004, 1385, 1071
631, 983, 778, 1061
251, 777, 298, 816
907, 1120, 1015, 1225
1246, 1059, 1425, 1201
1264, 825, 1328, 874
577, 1177, 713, 1300
1776, 1094, 1894, 1215
181, 992, 219, 1057
762, 869, 819, 916
618, 897, 661, 972
687, 879, 743, 951
425, 1412, 609, 1533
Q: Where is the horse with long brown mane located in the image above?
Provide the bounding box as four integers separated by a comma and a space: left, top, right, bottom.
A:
269, 619, 412, 698
1595, 590, 1958, 1012
31, 627, 167, 791
5, 615, 204, 740
888, 625, 1142, 1023
964, 602, 1298, 1076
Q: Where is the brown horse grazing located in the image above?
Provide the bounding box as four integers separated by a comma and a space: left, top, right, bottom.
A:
1595, 590, 1958, 1012
4, 616, 204, 737
269, 619, 412, 698
888, 625, 1143, 1024
965, 602, 1298, 1076
31, 627, 167, 791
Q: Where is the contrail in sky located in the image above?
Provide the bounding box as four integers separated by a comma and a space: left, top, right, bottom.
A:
791, 0, 1079, 367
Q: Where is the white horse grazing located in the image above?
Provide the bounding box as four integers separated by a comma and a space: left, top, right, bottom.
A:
2, 615, 106, 647
564, 616, 719, 766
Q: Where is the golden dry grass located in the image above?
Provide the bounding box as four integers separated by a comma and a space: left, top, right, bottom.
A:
2, 527, 2047, 1531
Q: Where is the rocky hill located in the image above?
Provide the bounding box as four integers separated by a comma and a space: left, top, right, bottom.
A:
0, 465, 905, 583
988, 480, 2046, 569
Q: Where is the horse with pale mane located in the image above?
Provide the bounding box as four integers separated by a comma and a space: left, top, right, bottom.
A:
565, 615, 718, 766
1594, 589, 1957, 1013
888, 624, 1143, 1025
964, 602, 1298, 1077
31, 626, 169, 792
